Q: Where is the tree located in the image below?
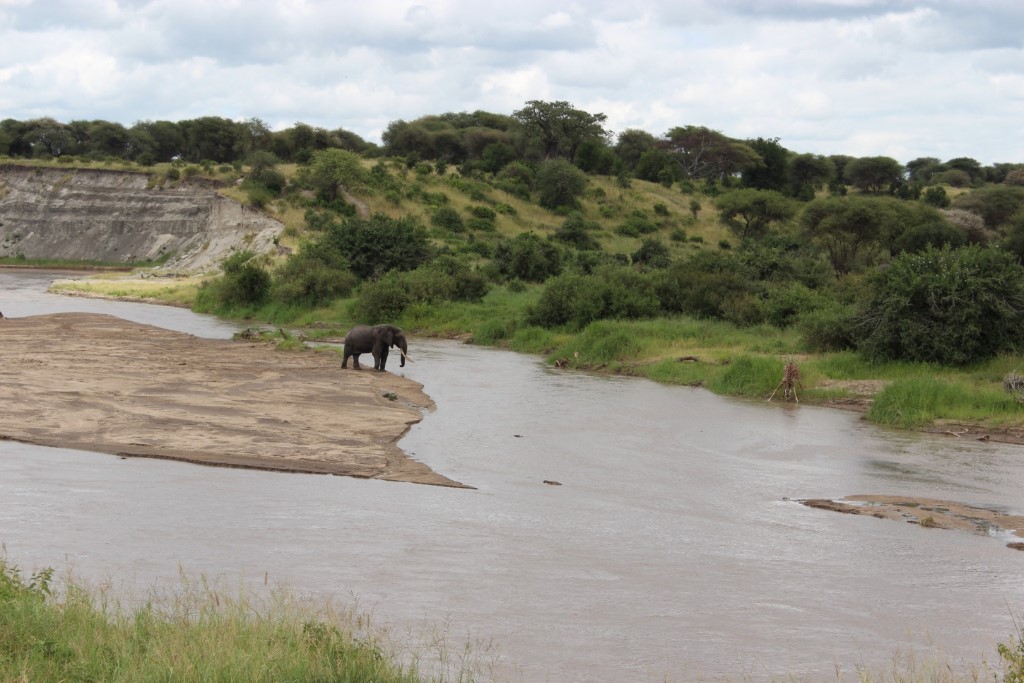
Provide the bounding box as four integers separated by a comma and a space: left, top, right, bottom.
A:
844, 156, 903, 193
855, 245, 1024, 365
905, 157, 942, 184
180, 116, 243, 162
741, 137, 790, 192
662, 126, 761, 180
801, 196, 886, 274
304, 148, 367, 204
716, 189, 798, 241
614, 128, 658, 172
788, 154, 835, 198
536, 159, 588, 210
24, 118, 71, 157
945, 157, 983, 184
512, 100, 609, 160
130, 120, 185, 162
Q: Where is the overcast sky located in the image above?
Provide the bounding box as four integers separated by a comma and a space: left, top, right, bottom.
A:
1, 0, 1022, 164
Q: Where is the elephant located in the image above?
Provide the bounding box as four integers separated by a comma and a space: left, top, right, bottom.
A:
341, 324, 409, 371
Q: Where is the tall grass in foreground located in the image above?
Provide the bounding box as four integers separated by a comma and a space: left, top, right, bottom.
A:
0, 558, 493, 683
2, 558, 1022, 683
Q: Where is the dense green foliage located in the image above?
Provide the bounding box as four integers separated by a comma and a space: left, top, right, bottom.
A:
855, 245, 1024, 365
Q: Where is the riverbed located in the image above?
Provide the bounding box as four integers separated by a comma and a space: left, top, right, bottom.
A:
1, 269, 1022, 682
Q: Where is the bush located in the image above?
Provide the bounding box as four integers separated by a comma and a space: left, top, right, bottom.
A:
654, 252, 761, 324
615, 212, 658, 237
202, 251, 271, 308
631, 238, 671, 269
855, 245, 1024, 365
351, 277, 412, 323
759, 281, 824, 328
272, 255, 357, 306
494, 233, 562, 282
798, 301, 858, 351
536, 159, 588, 210
312, 214, 431, 280
470, 205, 497, 221
527, 266, 658, 329
430, 205, 465, 233
922, 186, 950, 208
553, 213, 601, 250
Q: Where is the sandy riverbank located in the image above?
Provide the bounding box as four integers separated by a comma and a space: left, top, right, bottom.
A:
0, 312, 465, 487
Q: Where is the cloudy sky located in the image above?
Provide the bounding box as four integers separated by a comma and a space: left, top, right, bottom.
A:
1, 0, 1022, 164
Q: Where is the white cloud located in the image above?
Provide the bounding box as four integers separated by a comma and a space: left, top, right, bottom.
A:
0, 0, 1021, 163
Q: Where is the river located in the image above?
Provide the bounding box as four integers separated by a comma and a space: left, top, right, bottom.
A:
1, 269, 1022, 681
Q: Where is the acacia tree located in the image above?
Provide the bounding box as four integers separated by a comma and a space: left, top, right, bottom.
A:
716, 189, 798, 241
512, 100, 608, 160
662, 126, 761, 180
801, 196, 887, 274
788, 154, 835, 198
844, 156, 903, 193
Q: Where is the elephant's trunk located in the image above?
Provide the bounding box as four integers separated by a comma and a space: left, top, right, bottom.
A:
398, 343, 410, 366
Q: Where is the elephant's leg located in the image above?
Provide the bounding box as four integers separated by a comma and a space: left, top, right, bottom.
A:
378, 348, 389, 371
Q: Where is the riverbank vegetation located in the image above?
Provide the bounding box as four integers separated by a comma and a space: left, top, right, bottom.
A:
1, 554, 1021, 682
0, 556, 490, 682
6, 107, 1024, 432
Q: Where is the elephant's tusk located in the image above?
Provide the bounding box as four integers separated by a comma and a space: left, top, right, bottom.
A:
400, 349, 414, 363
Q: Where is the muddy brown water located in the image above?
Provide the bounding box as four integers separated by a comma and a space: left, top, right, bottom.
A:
2, 269, 1024, 681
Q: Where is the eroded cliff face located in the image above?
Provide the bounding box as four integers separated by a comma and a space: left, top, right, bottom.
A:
0, 165, 282, 273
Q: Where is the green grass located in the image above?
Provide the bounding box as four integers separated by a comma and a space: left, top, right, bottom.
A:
0, 561, 417, 682
868, 376, 1023, 429
0, 557, 495, 683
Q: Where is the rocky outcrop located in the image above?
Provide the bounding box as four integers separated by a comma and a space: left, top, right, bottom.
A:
0, 164, 282, 273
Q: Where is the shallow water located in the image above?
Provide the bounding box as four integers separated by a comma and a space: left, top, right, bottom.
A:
2, 269, 1023, 681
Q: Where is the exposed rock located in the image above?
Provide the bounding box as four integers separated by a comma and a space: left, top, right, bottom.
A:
0, 164, 282, 273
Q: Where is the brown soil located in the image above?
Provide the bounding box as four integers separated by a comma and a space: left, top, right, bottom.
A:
800, 496, 1024, 549
0, 313, 466, 488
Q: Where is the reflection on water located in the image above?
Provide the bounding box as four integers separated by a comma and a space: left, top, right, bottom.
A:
1, 269, 1023, 681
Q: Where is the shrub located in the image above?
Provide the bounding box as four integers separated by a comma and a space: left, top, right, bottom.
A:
536, 159, 588, 210
470, 205, 497, 221
204, 251, 272, 307
272, 255, 357, 306
855, 245, 1024, 365
655, 252, 760, 323
798, 301, 858, 352
631, 238, 671, 269
527, 266, 658, 329
922, 186, 950, 208
312, 214, 431, 280
759, 282, 825, 328
615, 212, 658, 237
351, 277, 412, 323
430, 205, 465, 233
494, 233, 562, 282
553, 213, 601, 250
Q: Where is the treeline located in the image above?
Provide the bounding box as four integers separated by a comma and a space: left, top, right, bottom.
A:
4, 101, 1023, 193
0, 116, 375, 166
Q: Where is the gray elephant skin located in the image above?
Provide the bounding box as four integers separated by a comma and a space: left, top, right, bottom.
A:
341, 324, 408, 371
